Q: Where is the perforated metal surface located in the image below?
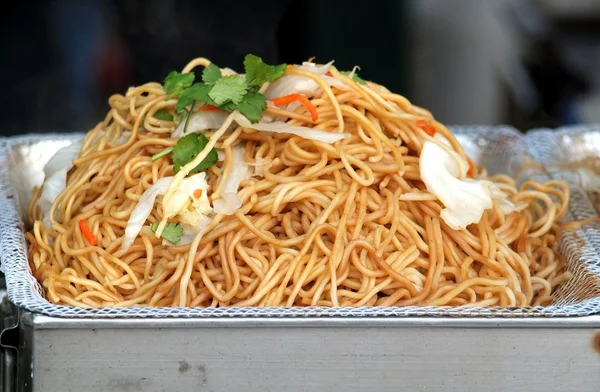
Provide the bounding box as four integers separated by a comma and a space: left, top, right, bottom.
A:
0, 126, 599, 318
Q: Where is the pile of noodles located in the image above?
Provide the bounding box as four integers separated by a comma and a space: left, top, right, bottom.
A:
26, 57, 572, 308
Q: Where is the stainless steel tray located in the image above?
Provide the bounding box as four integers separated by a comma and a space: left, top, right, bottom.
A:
1, 127, 599, 318
3, 307, 599, 392
0, 127, 599, 392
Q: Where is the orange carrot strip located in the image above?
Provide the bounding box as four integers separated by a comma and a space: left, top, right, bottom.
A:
270, 93, 319, 122
467, 157, 476, 177
79, 219, 98, 246
198, 105, 219, 111
193, 189, 203, 199
416, 119, 436, 136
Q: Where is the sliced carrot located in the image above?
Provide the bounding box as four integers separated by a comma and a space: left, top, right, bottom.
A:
79, 219, 98, 246
467, 157, 476, 177
416, 119, 436, 136
198, 105, 219, 111
325, 71, 333, 77
270, 93, 319, 122
193, 189, 203, 199
286, 64, 295, 70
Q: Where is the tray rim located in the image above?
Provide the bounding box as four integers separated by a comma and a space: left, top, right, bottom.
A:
2, 126, 600, 319
25, 312, 600, 329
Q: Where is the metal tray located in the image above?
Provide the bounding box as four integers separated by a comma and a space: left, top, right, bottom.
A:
526, 125, 600, 215
0, 307, 596, 392
0, 127, 600, 319
0, 127, 599, 391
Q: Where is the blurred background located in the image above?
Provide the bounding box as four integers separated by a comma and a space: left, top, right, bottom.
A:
3, 0, 600, 136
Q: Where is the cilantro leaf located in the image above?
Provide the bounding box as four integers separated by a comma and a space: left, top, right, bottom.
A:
209, 75, 248, 105
202, 63, 222, 84
341, 71, 366, 85
219, 101, 237, 112
244, 54, 287, 86
237, 91, 267, 123
163, 71, 195, 98
165, 54, 275, 126
141, 109, 173, 129
172, 133, 219, 174
177, 83, 215, 114
153, 109, 173, 121
150, 222, 183, 244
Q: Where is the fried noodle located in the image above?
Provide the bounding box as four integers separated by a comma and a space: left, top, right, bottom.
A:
26, 57, 572, 308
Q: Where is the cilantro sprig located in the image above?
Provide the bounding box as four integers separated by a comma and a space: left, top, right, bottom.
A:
163, 71, 195, 99
172, 133, 218, 174
150, 222, 183, 244
155, 54, 286, 176
162, 54, 286, 130
151, 133, 218, 174
244, 54, 287, 86
151, 147, 173, 161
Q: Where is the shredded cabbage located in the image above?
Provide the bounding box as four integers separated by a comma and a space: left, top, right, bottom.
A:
299, 61, 334, 75
420, 138, 493, 230
172, 173, 212, 226
173, 110, 232, 138
213, 144, 252, 215
172, 111, 349, 144
176, 220, 212, 246
420, 135, 523, 229
43, 140, 82, 179
122, 173, 211, 250
38, 140, 83, 226
300, 60, 349, 90
347, 65, 360, 79
232, 113, 350, 144
265, 76, 321, 100
246, 158, 272, 177
489, 184, 528, 215
122, 176, 173, 250
265, 60, 348, 100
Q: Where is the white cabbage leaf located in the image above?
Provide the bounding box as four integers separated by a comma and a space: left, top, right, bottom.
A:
122, 173, 212, 251
213, 144, 252, 215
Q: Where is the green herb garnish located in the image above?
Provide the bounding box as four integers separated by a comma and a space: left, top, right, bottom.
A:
209, 75, 248, 106
153, 109, 174, 121
177, 83, 213, 114
341, 70, 366, 85
202, 63, 222, 84
163, 71, 195, 98
151, 147, 174, 161
161, 54, 287, 128
244, 54, 287, 86
150, 222, 183, 244
236, 91, 267, 124
172, 133, 218, 174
